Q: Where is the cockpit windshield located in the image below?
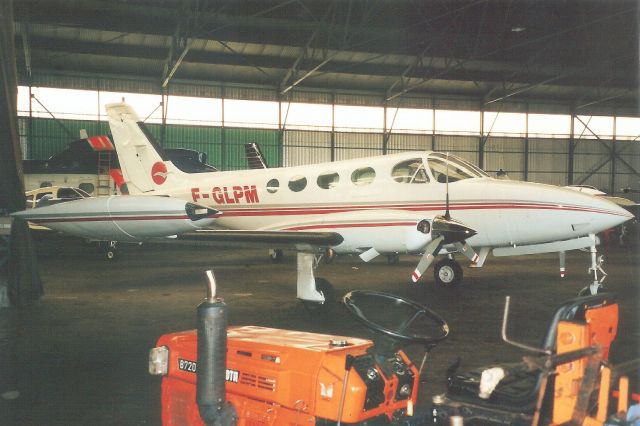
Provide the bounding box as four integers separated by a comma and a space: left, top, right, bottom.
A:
427, 153, 488, 183
391, 158, 430, 183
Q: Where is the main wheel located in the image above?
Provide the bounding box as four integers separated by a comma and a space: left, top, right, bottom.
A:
433, 258, 463, 287
387, 253, 400, 265
103, 241, 118, 260
269, 249, 284, 263
301, 278, 335, 316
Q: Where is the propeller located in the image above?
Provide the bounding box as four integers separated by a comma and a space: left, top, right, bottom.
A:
410, 153, 477, 283
411, 216, 476, 282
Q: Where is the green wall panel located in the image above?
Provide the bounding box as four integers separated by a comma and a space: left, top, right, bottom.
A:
24, 118, 281, 171
222, 127, 281, 170
26, 118, 109, 159
150, 123, 222, 169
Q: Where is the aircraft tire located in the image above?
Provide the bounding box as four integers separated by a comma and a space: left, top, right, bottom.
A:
387, 253, 400, 265
578, 284, 605, 296
433, 258, 463, 287
323, 249, 336, 264
301, 278, 335, 316
269, 249, 284, 264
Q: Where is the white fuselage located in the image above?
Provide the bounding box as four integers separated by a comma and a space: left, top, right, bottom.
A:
147, 151, 632, 255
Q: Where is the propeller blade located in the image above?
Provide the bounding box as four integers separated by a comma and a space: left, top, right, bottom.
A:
454, 241, 480, 264
411, 236, 445, 282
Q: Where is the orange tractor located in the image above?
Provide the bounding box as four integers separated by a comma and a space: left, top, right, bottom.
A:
149, 270, 448, 425
149, 270, 630, 425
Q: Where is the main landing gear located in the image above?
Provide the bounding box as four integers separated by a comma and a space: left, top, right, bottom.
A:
99, 240, 118, 260
296, 252, 336, 315
433, 256, 463, 287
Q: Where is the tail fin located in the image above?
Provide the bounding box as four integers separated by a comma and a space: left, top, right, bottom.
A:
244, 142, 269, 169
106, 103, 184, 194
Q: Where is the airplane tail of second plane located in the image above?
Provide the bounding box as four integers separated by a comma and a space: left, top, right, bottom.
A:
106, 103, 186, 195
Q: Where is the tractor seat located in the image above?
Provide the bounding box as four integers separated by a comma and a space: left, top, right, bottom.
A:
444, 293, 618, 413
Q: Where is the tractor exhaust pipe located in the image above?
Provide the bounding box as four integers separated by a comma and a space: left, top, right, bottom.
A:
196, 270, 236, 425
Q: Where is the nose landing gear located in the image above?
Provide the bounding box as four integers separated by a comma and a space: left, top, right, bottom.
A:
433, 257, 463, 287
579, 233, 608, 296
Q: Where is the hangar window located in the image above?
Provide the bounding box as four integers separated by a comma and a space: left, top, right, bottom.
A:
392, 159, 429, 183
317, 172, 340, 189
288, 176, 307, 192
266, 178, 279, 194
351, 167, 376, 186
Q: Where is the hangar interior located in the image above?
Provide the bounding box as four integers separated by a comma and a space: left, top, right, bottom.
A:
10, 0, 640, 195
0, 1, 639, 425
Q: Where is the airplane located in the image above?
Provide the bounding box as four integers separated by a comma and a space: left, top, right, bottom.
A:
100, 102, 634, 307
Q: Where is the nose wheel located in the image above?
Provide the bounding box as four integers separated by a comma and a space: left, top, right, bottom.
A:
433, 257, 462, 287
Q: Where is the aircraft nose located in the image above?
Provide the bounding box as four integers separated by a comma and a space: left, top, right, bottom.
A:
578, 191, 634, 229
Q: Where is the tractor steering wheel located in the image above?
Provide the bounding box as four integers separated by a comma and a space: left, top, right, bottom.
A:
343, 290, 449, 346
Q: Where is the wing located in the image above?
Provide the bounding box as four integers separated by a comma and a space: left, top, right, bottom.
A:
172, 229, 344, 251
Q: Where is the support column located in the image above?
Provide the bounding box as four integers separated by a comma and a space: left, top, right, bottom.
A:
524, 103, 529, 181
568, 111, 576, 185
330, 93, 335, 162
610, 113, 617, 195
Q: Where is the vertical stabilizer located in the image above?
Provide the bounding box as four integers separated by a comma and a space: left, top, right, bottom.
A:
106, 103, 182, 194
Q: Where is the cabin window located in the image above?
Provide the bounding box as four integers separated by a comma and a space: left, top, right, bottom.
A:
317, 172, 340, 189
288, 176, 307, 192
79, 183, 95, 195
351, 167, 376, 186
392, 159, 429, 183
35, 191, 53, 200
266, 178, 279, 193
427, 153, 488, 183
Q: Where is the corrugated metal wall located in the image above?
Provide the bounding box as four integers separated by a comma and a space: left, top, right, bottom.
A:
283, 130, 332, 166
25, 117, 109, 159
334, 132, 382, 161
434, 135, 479, 166
223, 127, 281, 170
17, 81, 638, 200
21, 117, 637, 191
573, 139, 613, 190
387, 134, 432, 153
484, 137, 525, 181
615, 141, 640, 193
529, 138, 569, 186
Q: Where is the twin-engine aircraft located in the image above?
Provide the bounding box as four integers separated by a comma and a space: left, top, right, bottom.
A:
95, 102, 632, 306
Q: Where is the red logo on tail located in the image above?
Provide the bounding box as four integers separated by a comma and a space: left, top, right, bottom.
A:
151, 162, 168, 185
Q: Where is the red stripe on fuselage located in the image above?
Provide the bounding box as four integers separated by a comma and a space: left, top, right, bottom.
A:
215, 202, 626, 218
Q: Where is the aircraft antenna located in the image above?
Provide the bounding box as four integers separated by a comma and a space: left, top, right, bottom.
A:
444, 152, 451, 220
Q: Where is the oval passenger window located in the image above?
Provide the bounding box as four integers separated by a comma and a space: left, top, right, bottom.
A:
288, 176, 307, 192
351, 167, 376, 186
266, 178, 279, 194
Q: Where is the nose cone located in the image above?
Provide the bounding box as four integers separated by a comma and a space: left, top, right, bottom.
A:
561, 187, 635, 232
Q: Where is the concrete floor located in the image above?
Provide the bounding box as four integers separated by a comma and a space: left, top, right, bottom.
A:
1, 235, 638, 425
